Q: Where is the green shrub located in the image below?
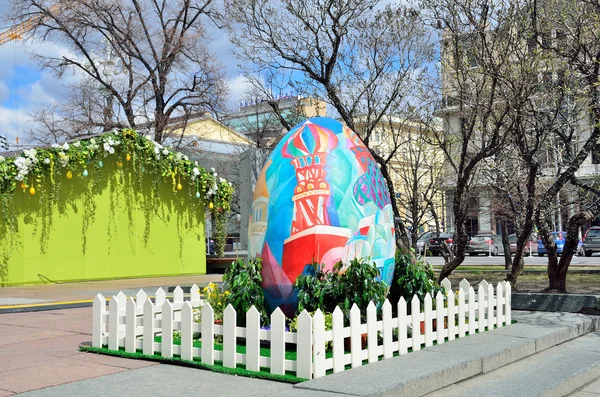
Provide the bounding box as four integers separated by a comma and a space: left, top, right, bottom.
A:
389, 250, 442, 312
223, 258, 268, 325
294, 258, 388, 319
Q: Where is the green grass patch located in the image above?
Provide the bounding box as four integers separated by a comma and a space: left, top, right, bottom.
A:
80, 344, 306, 383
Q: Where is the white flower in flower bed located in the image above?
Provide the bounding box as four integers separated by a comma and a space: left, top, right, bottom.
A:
0, 155, 5, 163
62, 143, 70, 151
44, 158, 51, 165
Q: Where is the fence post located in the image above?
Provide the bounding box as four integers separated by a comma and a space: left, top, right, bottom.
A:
189, 284, 201, 304
92, 294, 106, 348
143, 299, 155, 355
350, 304, 362, 368
505, 281, 512, 325
313, 309, 326, 378
487, 282, 495, 330
382, 300, 393, 359
411, 295, 421, 351
109, 296, 121, 351
447, 290, 456, 341
173, 286, 184, 304
478, 282, 487, 333
435, 291, 445, 345
458, 289, 466, 338
223, 304, 237, 368
468, 286, 476, 336
296, 310, 313, 379
136, 289, 147, 307
441, 278, 452, 294
496, 282, 505, 327
201, 303, 215, 365
398, 297, 408, 354
332, 307, 345, 373
271, 307, 286, 376
162, 300, 173, 358
181, 302, 193, 361
126, 297, 137, 353
246, 306, 261, 372
367, 301, 378, 363
155, 287, 166, 307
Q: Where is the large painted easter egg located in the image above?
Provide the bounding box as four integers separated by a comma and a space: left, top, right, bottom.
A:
248, 117, 395, 315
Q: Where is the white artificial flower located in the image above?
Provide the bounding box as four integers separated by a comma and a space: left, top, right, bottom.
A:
73, 141, 81, 148
154, 147, 160, 154
145, 135, 152, 141
194, 161, 198, 166
90, 138, 96, 145
228, 182, 233, 187
62, 143, 70, 151
182, 155, 189, 161
15, 174, 23, 181
109, 147, 115, 155
162, 149, 169, 155
210, 167, 215, 172
192, 167, 200, 176
213, 172, 217, 177
107, 138, 114, 146
113, 140, 120, 146
176, 152, 183, 160
104, 143, 111, 152
0, 156, 5, 163
44, 158, 50, 164
51, 143, 59, 149
219, 177, 227, 184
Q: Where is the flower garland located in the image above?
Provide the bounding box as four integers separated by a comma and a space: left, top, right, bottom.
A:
0, 128, 234, 265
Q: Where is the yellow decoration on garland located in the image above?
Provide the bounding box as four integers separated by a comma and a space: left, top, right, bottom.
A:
29, 186, 35, 196
20, 182, 26, 190
126, 153, 131, 161
209, 202, 214, 210
177, 183, 182, 191
117, 161, 123, 167
66, 170, 73, 179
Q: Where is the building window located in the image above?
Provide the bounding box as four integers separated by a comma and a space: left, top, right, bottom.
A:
372, 131, 382, 144
592, 144, 600, 165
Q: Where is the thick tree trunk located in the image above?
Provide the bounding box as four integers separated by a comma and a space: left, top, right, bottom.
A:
545, 212, 592, 292
501, 220, 511, 270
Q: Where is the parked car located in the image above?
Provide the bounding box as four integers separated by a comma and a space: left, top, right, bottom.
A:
428, 233, 454, 256
416, 232, 432, 253
508, 234, 538, 256
537, 232, 564, 256
583, 226, 600, 257
467, 233, 504, 256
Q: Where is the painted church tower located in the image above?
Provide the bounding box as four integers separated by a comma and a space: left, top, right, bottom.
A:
281, 121, 351, 281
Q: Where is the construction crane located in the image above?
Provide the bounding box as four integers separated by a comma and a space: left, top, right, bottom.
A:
0, 3, 60, 47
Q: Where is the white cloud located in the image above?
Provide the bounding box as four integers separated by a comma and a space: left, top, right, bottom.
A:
0, 107, 33, 145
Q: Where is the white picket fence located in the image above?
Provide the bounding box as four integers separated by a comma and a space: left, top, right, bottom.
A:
92, 278, 511, 379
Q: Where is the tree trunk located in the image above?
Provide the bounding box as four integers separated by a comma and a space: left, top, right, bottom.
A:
501, 220, 511, 270
545, 211, 592, 292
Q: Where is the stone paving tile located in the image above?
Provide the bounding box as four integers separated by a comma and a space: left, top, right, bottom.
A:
569, 393, 599, 397
0, 389, 15, 396
0, 325, 74, 347
582, 378, 600, 394
0, 334, 89, 358
0, 361, 127, 394
69, 351, 159, 369
0, 352, 64, 373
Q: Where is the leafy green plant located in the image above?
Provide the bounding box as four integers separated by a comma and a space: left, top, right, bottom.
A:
223, 258, 268, 325
294, 258, 388, 319
388, 250, 442, 312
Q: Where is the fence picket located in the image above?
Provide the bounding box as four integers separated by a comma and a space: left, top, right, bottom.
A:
468, 287, 476, 336
296, 310, 313, 379
459, 279, 470, 294
435, 291, 445, 345
109, 296, 121, 351
201, 304, 215, 365
441, 277, 452, 294
382, 300, 393, 359
181, 302, 193, 361
496, 282, 505, 327
487, 282, 495, 329
367, 302, 378, 363
398, 297, 408, 355
313, 309, 326, 378
126, 298, 137, 353
411, 295, 421, 351
505, 282, 512, 325
116, 291, 127, 306
447, 290, 456, 341
155, 288, 166, 306
189, 284, 200, 303
458, 289, 466, 338
173, 286, 184, 303
246, 306, 260, 372
478, 284, 486, 333
136, 289, 147, 307
223, 304, 236, 368
424, 294, 433, 347
350, 304, 362, 368
162, 301, 173, 358
143, 299, 155, 355
271, 308, 286, 375
332, 307, 345, 373
92, 294, 106, 348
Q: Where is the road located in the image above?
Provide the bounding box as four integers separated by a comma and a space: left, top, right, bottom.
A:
424, 254, 600, 266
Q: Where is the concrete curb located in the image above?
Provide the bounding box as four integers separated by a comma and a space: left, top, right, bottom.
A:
294, 311, 600, 397
511, 293, 600, 313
